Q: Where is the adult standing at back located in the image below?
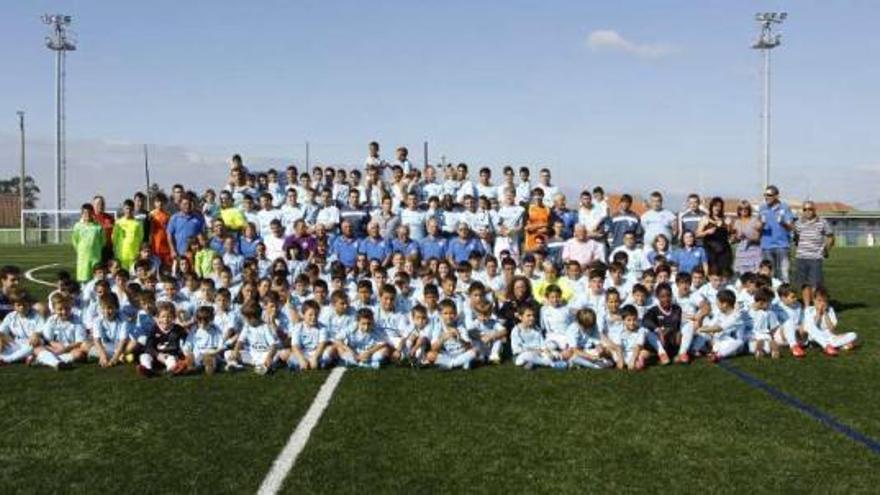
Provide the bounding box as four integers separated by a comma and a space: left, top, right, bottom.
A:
731, 200, 763, 275
166, 195, 205, 266
93, 195, 115, 262
758, 185, 795, 282
695, 197, 733, 274
793, 201, 834, 305
641, 191, 677, 249
678, 194, 705, 243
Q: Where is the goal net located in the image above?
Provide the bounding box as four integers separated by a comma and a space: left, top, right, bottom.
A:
20, 209, 117, 245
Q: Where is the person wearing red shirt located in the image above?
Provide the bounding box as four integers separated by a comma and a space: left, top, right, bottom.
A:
148, 192, 173, 268
93, 195, 115, 262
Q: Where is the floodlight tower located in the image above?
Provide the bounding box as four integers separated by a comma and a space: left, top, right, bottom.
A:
43, 14, 76, 243
752, 12, 786, 191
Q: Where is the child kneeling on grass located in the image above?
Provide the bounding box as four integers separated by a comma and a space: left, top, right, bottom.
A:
428, 299, 478, 370
183, 306, 224, 375
510, 305, 566, 370
337, 308, 390, 369
90, 294, 131, 368
224, 301, 278, 375
803, 287, 858, 356
138, 301, 187, 377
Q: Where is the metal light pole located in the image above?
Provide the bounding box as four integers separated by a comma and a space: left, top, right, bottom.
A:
17, 111, 25, 244
305, 141, 310, 173
752, 12, 786, 191
43, 14, 76, 243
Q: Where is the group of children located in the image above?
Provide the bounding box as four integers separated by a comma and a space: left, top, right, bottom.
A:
0, 245, 858, 376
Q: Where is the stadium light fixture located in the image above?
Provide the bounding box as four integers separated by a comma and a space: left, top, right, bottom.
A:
42, 13, 76, 243
751, 11, 786, 191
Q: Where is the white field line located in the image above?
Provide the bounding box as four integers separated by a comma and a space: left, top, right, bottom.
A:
24, 263, 60, 287
257, 366, 346, 495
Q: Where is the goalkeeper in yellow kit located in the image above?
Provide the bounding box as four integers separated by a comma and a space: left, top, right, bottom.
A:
112, 199, 145, 271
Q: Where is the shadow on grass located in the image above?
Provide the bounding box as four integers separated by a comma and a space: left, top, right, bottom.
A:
830, 300, 868, 314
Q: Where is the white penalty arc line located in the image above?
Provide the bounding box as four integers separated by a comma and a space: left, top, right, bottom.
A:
24, 263, 60, 288
257, 366, 346, 495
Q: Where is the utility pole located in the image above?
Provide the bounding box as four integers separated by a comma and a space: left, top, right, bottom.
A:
305, 141, 310, 173
17, 111, 25, 245
423, 141, 428, 169
751, 12, 786, 191
43, 14, 76, 243
144, 145, 152, 205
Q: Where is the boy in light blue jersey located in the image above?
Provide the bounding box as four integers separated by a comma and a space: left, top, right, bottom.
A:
614, 305, 650, 371
692, 290, 746, 362
623, 284, 653, 322
221, 237, 245, 280
338, 308, 390, 369
611, 233, 649, 284
429, 299, 478, 370
540, 285, 573, 352
214, 289, 242, 349
82, 279, 111, 331
746, 288, 780, 358
510, 305, 566, 370
465, 300, 507, 364
673, 273, 703, 363
224, 301, 278, 375
0, 289, 62, 368
90, 294, 131, 368
41, 293, 89, 366
570, 270, 607, 312
563, 309, 614, 369
494, 188, 525, 260
407, 285, 443, 363
459, 281, 487, 329
321, 290, 357, 354
126, 291, 155, 358
375, 284, 411, 363
285, 300, 333, 371
399, 193, 428, 241
80, 264, 107, 308
696, 269, 733, 317
597, 289, 624, 346
803, 288, 858, 356
772, 284, 807, 358
183, 306, 224, 374
603, 262, 632, 302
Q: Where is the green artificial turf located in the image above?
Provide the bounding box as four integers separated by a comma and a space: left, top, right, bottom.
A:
0, 365, 327, 494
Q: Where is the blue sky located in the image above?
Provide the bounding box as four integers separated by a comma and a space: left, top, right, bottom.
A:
1, 0, 879, 208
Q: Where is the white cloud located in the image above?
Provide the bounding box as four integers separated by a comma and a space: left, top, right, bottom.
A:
586, 29, 677, 59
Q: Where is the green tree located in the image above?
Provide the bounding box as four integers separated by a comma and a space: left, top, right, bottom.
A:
0, 175, 40, 208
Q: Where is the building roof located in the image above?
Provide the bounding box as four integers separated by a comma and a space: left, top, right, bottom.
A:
606, 193, 648, 216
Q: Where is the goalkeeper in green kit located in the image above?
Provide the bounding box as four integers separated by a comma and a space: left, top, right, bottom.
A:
71, 203, 105, 283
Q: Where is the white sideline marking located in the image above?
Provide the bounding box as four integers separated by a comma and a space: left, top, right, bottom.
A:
24, 263, 60, 287
257, 367, 346, 495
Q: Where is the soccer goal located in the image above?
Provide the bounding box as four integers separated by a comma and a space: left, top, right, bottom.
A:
19, 209, 116, 245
